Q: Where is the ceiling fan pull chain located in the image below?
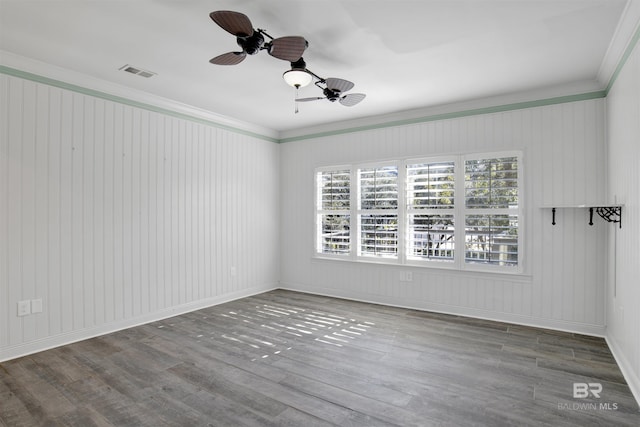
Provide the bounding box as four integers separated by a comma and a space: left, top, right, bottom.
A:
295, 86, 299, 114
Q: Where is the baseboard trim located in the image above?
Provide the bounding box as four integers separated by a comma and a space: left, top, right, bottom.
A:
4, 283, 635, 407
277, 283, 606, 337
0, 283, 278, 362
606, 335, 640, 407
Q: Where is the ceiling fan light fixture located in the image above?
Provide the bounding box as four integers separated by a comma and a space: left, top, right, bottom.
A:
283, 69, 312, 88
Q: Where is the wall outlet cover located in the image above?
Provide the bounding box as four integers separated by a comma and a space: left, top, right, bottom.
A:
17, 300, 31, 316
31, 299, 43, 313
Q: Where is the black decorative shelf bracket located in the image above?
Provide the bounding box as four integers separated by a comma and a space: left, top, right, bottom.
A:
595, 206, 622, 228
547, 205, 622, 228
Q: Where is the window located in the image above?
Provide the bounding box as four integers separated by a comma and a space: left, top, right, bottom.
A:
315, 152, 521, 272
316, 169, 351, 255
406, 161, 455, 262
357, 165, 398, 258
464, 156, 519, 267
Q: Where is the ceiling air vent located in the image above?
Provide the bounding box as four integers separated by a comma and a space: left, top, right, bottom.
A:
119, 64, 156, 78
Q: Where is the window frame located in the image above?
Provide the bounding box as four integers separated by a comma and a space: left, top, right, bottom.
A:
460, 152, 523, 273
313, 151, 523, 274
405, 157, 457, 268
356, 162, 401, 261
314, 165, 354, 260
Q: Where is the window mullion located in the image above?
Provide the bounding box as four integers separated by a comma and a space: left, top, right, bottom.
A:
397, 161, 406, 264
454, 157, 465, 270
351, 168, 358, 260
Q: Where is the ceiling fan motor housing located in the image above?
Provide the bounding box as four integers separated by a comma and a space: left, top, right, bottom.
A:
237, 31, 264, 55
324, 88, 341, 102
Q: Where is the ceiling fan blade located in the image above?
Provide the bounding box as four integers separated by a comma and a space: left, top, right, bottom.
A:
340, 93, 366, 107
210, 10, 253, 37
325, 77, 354, 93
268, 36, 308, 61
295, 97, 324, 102
210, 51, 246, 65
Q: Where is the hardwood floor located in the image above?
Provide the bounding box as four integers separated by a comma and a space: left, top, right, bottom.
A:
1, 289, 639, 426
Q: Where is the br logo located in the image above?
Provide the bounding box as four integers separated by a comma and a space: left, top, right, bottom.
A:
573, 383, 602, 398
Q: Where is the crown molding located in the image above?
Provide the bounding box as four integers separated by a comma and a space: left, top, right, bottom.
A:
0, 50, 279, 142
0, 56, 606, 145
278, 80, 605, 143
598, 0, 640, 91
4, 0, 640, 147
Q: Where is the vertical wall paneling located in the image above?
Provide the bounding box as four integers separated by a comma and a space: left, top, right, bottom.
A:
147, 112, 157, 313
112, 102, 124, 322
0, 75, 9, 349
0, 74, 280, 361
8, 78, 23, 345
34, 83, 50, 339
103, 100, 114, 325
93, 98, 105, 327
22, 81, 36, 342
47, 86, 62, 337
138, 109, 149, 315
606, 34, 640, 403
280, 98, 609, 335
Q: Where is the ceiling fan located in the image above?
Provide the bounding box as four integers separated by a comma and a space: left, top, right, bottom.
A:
209, 10, 308, 65
295, 75, 366, 107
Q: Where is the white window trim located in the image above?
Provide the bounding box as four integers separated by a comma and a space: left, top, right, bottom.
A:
356, 161, 401, 261
314, 165, 352, 260
460, 151, 523, 274
405, 156, 457, 267
314, 151, 524, 275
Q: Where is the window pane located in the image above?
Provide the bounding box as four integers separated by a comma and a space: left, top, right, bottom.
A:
465, 157, 518, 209
359, 166, 398, 209
360, 215, 398, 257
319, 214, 350, 255
465, 215, 518, 266
320, 170, 350, 210
408, 214, 454, 261
407, 162, 455, 209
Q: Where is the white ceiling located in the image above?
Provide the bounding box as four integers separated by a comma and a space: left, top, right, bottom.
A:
0, 0, 630, 134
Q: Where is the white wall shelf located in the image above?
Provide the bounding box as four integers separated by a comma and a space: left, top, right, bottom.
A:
541, 205, 623, 228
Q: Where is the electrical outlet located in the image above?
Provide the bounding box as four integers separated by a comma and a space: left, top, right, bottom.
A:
31, 299, 43, 313
17, 300, 31, 316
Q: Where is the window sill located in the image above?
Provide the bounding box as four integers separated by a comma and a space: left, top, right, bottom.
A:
312, 254, 532, 283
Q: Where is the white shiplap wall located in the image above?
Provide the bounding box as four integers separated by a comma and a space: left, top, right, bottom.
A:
606, 34, 640, 402
280, 99, 609, 334
0, 74, 280, 360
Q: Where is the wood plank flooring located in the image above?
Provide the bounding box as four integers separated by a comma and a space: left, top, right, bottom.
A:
1, 289, 639, 426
